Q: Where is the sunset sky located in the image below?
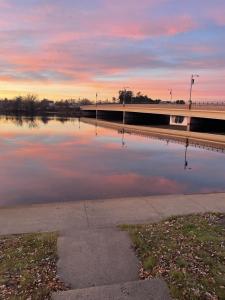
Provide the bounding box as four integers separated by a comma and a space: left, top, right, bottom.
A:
0, 0, 225, 101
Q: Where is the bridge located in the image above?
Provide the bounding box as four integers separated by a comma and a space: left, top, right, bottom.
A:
81, 103, 225, 132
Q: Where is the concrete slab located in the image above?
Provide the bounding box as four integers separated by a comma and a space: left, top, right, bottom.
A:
145, 194, 206, 218
85, 197, 161, 228
0, 201, 88, 235
57, 228, 139, 289
191, 193, 225, 212
53, 279, 171, 300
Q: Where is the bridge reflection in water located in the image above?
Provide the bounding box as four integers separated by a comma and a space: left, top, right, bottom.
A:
81, 117, 225, 171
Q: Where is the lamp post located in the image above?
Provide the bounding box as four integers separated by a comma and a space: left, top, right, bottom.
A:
168, 89, 173, 102
96, 92, 98, 119
122, 87, 129, 126
189, 74, 199, 110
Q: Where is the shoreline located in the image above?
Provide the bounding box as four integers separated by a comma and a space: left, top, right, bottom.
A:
0, 192, 225, 236
1, 191, 225, 210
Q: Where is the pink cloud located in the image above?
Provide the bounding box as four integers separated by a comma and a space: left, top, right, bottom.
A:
207, 8, 225, 26
0, 0, 224, 100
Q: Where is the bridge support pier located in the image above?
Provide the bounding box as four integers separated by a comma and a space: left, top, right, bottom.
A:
169, 116, 191, 131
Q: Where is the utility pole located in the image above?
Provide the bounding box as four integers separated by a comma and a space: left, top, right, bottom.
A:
96, 92, 98, 119
189, 74, 199, 110
168, 89, 173, 102
122, 87, 129, 126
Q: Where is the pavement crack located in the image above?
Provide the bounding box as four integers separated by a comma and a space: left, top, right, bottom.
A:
144, 198, 164, 219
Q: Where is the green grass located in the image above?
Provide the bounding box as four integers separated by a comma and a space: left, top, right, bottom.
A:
0, 232, 67, 299
121, 213, 225, 300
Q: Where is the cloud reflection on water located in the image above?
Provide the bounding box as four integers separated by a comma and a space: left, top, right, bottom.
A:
0, 116, 225, 206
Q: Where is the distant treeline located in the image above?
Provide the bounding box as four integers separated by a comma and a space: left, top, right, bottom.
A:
0, 95, 93, 116
0, 92, 185, 116
118, 90, 185, 105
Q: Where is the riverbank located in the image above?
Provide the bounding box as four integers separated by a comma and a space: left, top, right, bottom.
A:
1, 193, 225, 299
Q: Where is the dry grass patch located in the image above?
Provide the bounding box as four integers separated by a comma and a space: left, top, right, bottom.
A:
121, 213, 225, 300
0, 232, 67, 299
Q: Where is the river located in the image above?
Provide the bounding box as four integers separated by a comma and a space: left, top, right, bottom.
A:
0, 116, 225, 206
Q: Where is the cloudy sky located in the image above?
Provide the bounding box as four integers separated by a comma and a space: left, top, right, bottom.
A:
0, 0, 225, 100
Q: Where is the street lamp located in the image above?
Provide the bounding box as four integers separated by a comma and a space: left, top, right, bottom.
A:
168, 89, 173, 102
122, 87, 129, 125
122, 87, 130, 107
189, 74, 199, 110
96, 92, 98, 119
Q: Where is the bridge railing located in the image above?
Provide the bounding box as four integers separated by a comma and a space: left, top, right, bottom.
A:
191, 102, 225, 111
91, 102, 225, 111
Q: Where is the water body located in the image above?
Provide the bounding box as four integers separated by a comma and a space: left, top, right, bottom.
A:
0, 116, 225, 206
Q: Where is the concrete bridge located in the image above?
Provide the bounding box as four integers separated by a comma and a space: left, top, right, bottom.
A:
81, 104, 225, 132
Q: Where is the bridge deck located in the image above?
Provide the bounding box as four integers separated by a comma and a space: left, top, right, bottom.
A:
81, 104, 225, 120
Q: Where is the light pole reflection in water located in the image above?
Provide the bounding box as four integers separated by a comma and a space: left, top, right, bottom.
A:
78, 117, 81, 129
119, 128, 127, 148
184, 138, 192, 170
95, 120, 98, 136
122, 129, 125, 148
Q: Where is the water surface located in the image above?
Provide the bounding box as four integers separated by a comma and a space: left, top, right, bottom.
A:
0, 116, 225, 206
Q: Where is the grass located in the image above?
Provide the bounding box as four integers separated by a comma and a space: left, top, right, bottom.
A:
0, 232, 67, 299
121, 213, 225, 300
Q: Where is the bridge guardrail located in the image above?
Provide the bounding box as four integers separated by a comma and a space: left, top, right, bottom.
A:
86, 102, 225, 111
83, 103, 225, 111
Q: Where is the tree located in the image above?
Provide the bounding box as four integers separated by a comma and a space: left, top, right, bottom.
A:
134, 92, 153, 104
118, 90, 133, 104
78, 99, 92, 106
14, 96, 23, 112
176, 100, 185, 104
23, 94, 38, 114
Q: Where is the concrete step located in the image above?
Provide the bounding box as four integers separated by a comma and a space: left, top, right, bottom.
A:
53, 279, 171, 300
57, 229, 139, 289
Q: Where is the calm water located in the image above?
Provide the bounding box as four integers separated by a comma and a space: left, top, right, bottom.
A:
0, 116, 225, 206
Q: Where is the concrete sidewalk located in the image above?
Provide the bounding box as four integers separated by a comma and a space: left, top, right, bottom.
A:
1, 193, 225, 235
0, 193, 225, 299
